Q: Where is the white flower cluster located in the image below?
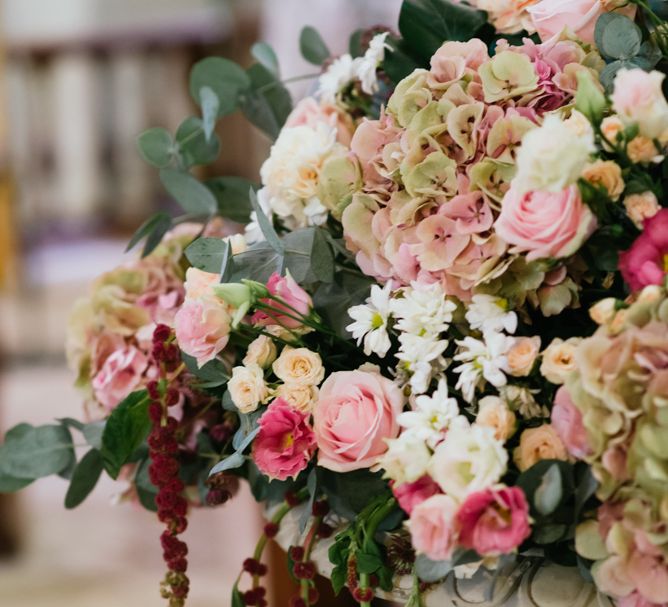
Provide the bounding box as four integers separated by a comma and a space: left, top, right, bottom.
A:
318, 32, 389, 102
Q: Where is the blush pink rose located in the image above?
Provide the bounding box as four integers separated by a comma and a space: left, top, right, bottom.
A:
619, 210, 668, 292
456, 486, 531, 556
286, 96, 353, 145
92, 345, 148, 410
252, 272, 312, 330
408, 494, 460, 561
496, 184, 596, 261
252, 398, 316, 481
551, 386, 591, 459
174, 298, 231, 367
393, 476, 441, 515
313, 370, 404, 472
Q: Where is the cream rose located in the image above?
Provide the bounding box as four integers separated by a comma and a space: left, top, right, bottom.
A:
275, 383, 319, 414
627, 136, 659, 164
513, 424, 569, 471
272, 347, 325, 386
581, 160, 624, 202
507, 336, 541, 377
623, 191, 660, 228
476, 396, 517, 442
228, 364, 268, 414
540, 337, 581, 384
243, 335, 277, 369
601, 115, 624, 148
589, 298, 617, 325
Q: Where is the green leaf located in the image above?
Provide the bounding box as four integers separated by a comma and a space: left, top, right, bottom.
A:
242, 63, 293, 140
415, 554, 452, 583
0, 472, 32, 493
534, 463, 563, 516
299, 26, 330, 65
399, 0, 487, 64
314, 271, 373, 338
189, 57, 250, 117
357, 551, 383, 574
595, 13, 642, 61
230, 242, 282, 283
199, 86, 220, 141
384, 36, 422, 84
64, 449, 104, 509
126, 212, 173, 258
318, 468, 390, 518
82, 421, 105, 450
516, 459, 574, 519
349, 29, 364, 58
100, 390, 151, 479
208, 452, 245, 475
185, 237, 229, 273
182, 352, 229, 387
231, 587, 245, 607
251, 42, 280, 77
0, 424, 74, 481
250, 189, 283, 254
283, 228, 335, 284
632, 40, 663, 70
160, 168, 217, 216
533, 523, 569, 545
137, 127, 174, 168
330, 565, 347, 595
206, 176, 258, 224
175, 117, 220, 167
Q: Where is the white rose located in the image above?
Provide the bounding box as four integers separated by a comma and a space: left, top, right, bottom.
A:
428, 417, 508, 500
380, 431, 432, 485
243, 335, 277, 369
540, 337, 581, 385
612, 69, 668, 139
272, 347, 325, 386
228, 364, 268, 414
275, 383, 319, 414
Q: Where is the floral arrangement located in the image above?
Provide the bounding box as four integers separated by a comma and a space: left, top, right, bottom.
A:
3, 1, 668, 606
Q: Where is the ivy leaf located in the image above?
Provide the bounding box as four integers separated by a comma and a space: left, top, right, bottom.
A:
299, 26, 330, 65
185, 237, 229, 274
100, 390, 151, 479
189, 57, 250, 117
199, 86, 220, 141
160, 169, 217, 217
126, 212, 173, 258
175, 117, 220, 167
137, 127, 174, 168
64, 449, 104, 509
251, 42, 280, 78
206, 176, 258, 224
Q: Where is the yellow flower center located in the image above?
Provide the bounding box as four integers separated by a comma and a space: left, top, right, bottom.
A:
282, 433, 294, 449
371, 312, 385, 329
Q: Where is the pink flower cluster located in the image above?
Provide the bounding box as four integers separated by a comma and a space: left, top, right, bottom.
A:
620, 209, 668, 292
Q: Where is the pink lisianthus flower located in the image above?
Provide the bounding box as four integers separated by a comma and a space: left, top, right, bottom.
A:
92, 345, 148, 410
174, 298, 231, 367
551, 386, 591, 460
252, 398, 316, 481
408, 494, 460, 562
392, 476, 441, 515
252, 272, 312, 330
457, 486, 531, 556
619, 210, 668, 292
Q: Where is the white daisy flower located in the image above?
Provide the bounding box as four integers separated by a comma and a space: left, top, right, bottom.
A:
346, 281, 394, 357
465, 294, 518, 335
355, 32, 390, 95
391, 281, 457, 338
318, 54, 357, 102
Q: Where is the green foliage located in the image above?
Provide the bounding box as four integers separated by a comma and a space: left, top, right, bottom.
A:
250, 189, 283, 253
64, 448, 104, 509
206, 176, 258, 224
100, 390, 151, 479
159, 168, 218, 217
137, 127, 175, 168
175, 117, 221, 167
313, 270, 373, 338
181, 352, 229, 388
299, 26, 330, 65
318, 468, 390, 518
231, 587, 245, 607
251, 42, 280, 78
126, 212, 173, 258
185, 237, 231, 274
242, 63, 293, 140
189, 57, 250, 117
414, 554, 453, 583
199, 86, 220, 141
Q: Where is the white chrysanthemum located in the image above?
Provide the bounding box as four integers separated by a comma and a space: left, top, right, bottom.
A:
318, 54, 358, 102
398, 379, 459, 449
465, 294, 517, 335
346, 281, 394, 357
259, 123, 340, 229
514, 114, 595, 194
355, 32, 390, 95
391, 281, 457, 338
428, 416, 508, 500
453, 332, 513, 403
380, 429, 432, 484
396, 333, 449, 394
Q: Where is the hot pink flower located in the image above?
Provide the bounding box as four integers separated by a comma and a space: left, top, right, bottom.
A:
408, 494, 460, 562
92, 345, 148, 410
252, 398, 316, 481
252, 272, 312, 330
313, 370, 404, 472
457, 486, 531, 556
393, 476, 441, 515
174, 298, 231, 367
619, 210, 668, 292
551, 386, 591, 460
496, 184, 596, 261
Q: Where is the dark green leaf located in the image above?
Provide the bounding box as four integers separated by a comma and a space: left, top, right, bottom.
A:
318, 468, 390, 518
231, 587, 245, 607
250, 188, 283, 254
64, 449, 104, 509
384, 37, 422, 84
282, 228, 335, 284
0, 472, 32, 493
517, 459, 574, 519
357, 551, 383, 574
595, 13, 642, 61
199, 86, 220, 141
175, 117, 220, 167
185, 237, 229, 274
100, 390, 151, 479
632, 40, 662, 70
533, 523, 569, 544
182, 352, 229, 386
57, 417, 85, 432
242, 63, 293, 140
126, 212, 173, 258
574, 463, 599, 518
349, 29, 364, 58
330, 565, 347, 595
252, 42, 280, 77
534, 462, 563, 516
137, 127, 174, 168
206, 176, 258, 224
415, 554, 452, 583
314, 270, 373, 338
189, 57, 250, 117
160, 168, 217, 216
299, 26, 330, 65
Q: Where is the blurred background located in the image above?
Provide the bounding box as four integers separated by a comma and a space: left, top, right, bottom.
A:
0, 0, 401, 605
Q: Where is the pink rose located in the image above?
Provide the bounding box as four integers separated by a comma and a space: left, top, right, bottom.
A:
551, 386, 591, 459
393, 476, 441, 515
313, 370, 404, 472
408, 494, 460, 561
456, 486, 531, 556
174, 298, 231, 367
92, 345, 148, 410
496, 184, 596, 261
286, 97, 353, 146
620, 210, 668, 292
252, 272, 312, 330
252, 398, 316, 481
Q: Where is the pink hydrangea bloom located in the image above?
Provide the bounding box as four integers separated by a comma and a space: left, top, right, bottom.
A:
551, 386, 591, 460
252, 398, 316, 481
